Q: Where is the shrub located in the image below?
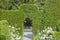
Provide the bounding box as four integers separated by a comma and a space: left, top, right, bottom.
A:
0, 34, 6, 40
55, 32, 60, 40
0, 20, 10, 40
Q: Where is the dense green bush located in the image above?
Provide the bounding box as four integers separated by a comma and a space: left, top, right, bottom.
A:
0, 34, 6, 40
55, 32, 60, 40
44, 0, 60, 31
0, 20, 10, 40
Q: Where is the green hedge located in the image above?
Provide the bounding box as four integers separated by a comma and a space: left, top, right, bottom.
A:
0, 10, 24, 40
20, 4, 41, 40
43, 0, 60, 31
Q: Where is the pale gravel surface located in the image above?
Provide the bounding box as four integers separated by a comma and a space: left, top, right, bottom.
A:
23, 32, 32, 40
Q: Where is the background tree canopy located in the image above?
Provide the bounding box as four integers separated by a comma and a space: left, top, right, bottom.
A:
0, 0, 40, 10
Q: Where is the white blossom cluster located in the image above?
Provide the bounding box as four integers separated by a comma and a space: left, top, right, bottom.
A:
39, 27, 55, 40
9, 25, 21, 40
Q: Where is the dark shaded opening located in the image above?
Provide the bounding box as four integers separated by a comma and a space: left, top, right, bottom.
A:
24, 17, 32, 29
40, 3, 45, 6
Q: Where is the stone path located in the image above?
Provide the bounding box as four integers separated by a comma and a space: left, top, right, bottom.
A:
23, 32, 32, 40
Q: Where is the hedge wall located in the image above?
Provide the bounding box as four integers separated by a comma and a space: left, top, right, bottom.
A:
44, 0, 60, 31
0, 10, 24, 40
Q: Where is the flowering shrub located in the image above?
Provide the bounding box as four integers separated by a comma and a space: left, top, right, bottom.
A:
9, 26, 21, 40
39, 27, 55, 40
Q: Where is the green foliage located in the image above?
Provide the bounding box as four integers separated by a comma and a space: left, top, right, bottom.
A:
20, 4, 40, 40
0, 34, 6, 40
33, 35, 39, 40
0, 10, 24, 40
0, 0, 39, 10
0, 0, 21, 10
0, 20, 10, 40
43, 0, 60, 31
55, 32, 60, 40
0, 0, 60, 40
0, 0, 10, 9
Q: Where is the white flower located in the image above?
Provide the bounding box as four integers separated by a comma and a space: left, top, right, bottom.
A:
16, 36, 21, 40
47, 30, 51, 33
40, 27, 55, 40
40, 36, 45, 40
12, 27, 15, 29
42, 30, 45, 32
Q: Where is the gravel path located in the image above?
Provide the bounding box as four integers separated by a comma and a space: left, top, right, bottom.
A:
23, 32, 32, 40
